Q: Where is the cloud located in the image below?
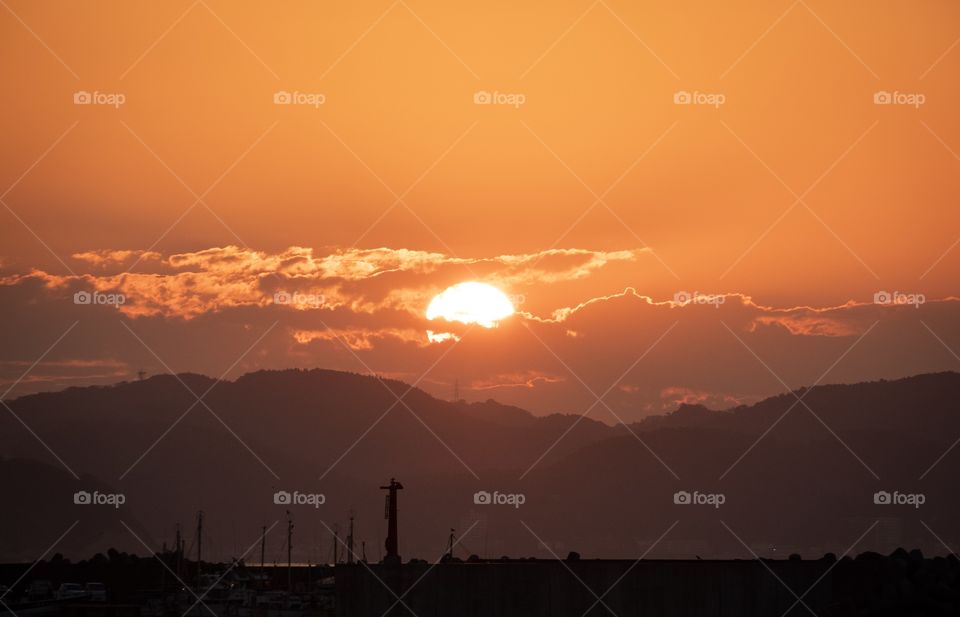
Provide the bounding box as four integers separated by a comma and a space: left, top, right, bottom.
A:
1, 245, 641, 321
292, 327, 428, 351
72, 249, 162, 268
469, 370, 566, 391
3, 245, 960, 420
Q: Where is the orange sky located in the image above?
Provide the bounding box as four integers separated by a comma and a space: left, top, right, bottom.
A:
2, 0, 959, 417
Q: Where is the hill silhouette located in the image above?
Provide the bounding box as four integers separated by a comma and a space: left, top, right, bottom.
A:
2, 369, 959, 562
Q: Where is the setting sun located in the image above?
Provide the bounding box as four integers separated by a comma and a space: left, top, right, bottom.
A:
426, 282, 515, 328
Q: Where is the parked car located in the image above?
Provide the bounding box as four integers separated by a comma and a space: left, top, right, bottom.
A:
84, 582, 107, 602
27, 580, 53, 601
56, 583, 85, 599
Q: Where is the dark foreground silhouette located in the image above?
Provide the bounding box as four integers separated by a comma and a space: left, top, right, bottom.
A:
3, 548, 960, 617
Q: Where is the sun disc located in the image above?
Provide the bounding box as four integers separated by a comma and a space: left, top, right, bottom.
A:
426, 282, 514, 328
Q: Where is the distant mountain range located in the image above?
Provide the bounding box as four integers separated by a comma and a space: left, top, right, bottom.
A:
2, 370, 959, 562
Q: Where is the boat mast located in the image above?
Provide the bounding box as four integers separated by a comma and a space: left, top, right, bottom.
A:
347, 514, 355, 564
196, 511, 204, 590
286, 512, 294, 592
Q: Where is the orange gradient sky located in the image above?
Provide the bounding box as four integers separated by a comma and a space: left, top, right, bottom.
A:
2, 0, 960, 418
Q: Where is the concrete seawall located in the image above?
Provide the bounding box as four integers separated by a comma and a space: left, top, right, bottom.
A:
335, 559, 836, 616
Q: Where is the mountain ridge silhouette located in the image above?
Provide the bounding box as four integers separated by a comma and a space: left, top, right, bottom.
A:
3, 369, 959, 562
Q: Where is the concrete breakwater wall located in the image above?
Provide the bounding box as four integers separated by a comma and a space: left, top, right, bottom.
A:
335, 559, 836, 616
